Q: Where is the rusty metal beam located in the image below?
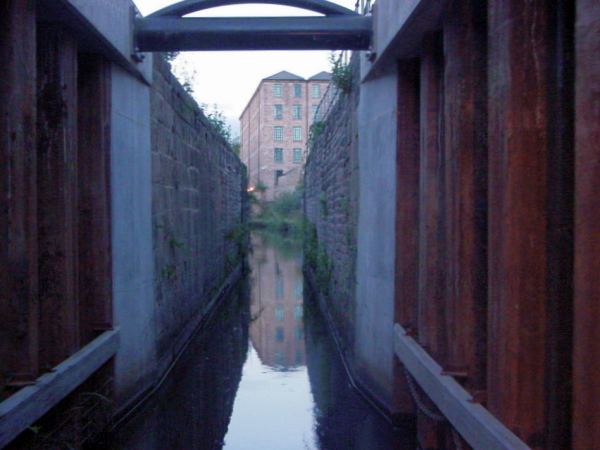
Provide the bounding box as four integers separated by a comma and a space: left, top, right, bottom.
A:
0, 0, 40, 387
37, 25, 81, 369
77, 54, 113, 345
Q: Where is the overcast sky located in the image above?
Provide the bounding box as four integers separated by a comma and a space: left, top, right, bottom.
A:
133, 0, 357, 136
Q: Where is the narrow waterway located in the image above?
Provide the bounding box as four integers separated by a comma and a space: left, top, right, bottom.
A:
107, 233, 414, 450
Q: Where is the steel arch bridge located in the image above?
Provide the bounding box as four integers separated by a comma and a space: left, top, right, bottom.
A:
134, 0, 372, 51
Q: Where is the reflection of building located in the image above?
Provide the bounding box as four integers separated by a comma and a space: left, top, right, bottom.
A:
250, 234, 305, 368
240, 71, 331, 201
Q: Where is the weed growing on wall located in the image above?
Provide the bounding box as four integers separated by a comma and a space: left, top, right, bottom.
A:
201, 103, 232, 144
303, 220, 332, 293
329, 52, 353, 95
308, 121, 325, 152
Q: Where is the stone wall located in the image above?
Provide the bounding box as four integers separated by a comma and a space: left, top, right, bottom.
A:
151, 56, 246, 367
303, 56, 360, 352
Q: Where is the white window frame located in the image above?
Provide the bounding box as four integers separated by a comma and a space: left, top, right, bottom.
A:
292, 104, 302, 120
274, 126, 284, 141
311, 84, 321, 98
293, 126, 302, 142
293, 148, 302, 163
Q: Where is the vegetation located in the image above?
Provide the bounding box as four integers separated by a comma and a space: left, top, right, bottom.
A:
329, 52, 353, 95
303, 220, 332, 292
308, 120, 325, 151
201, 103, 233, 144
252, 188, 304, 237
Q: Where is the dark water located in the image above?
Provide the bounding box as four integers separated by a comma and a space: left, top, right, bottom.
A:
108, 233, 414, 450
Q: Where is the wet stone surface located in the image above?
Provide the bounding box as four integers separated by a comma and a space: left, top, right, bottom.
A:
104, 233, 414, 450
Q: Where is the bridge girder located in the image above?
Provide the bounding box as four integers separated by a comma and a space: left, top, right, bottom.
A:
134, 0, 372, 51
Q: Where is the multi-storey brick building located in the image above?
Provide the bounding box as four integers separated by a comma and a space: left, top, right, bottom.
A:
240, 71, 331, 201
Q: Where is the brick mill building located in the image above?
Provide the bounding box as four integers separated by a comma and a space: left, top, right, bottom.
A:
240, 71, 331, 201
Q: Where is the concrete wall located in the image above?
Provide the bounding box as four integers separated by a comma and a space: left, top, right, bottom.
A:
66, 0, 152, 81
110, 63, 157, 406
353, 67, 398, 410
151, 56, 246, 372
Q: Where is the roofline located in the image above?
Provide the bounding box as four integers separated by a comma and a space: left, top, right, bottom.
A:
239, 77, 331, 120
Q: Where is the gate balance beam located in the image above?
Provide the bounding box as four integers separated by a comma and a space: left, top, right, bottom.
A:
134, 16, 372, 51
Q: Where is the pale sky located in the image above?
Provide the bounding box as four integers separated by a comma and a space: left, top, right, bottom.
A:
133, 0, 357, 137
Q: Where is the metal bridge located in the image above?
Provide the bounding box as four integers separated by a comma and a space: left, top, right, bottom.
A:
134, 0, 373, 51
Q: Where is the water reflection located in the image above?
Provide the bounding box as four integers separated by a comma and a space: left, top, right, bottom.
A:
249, 232, 305, 369
106, 282, 250, 450
222, 233, 315, 450
304, 299, 416, 449
104, 232, 414, 450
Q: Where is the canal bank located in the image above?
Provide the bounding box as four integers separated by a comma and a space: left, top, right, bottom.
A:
100, 232, 414, 449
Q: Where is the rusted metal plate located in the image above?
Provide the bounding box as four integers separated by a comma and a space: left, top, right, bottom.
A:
37, 26, 81, 369
0, 0, 40, 386
573, 0, 600, 448
416, 32, 447, 447
395, 58, 420, 336
487, 1, 551, 447
394, 58, 421, 416
77, 55, 114, 345
442, 0, 488, 393
417, 32, 447, 366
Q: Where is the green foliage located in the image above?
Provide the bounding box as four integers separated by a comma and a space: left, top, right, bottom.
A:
248, 191, 260, 205
253, 188, 303, 236
329, 52, 353, 94
160, 264, 177, 282
226, 223, 251, 257
168, 236, 185, 250
303, 220, 332, 292
201, 103, 232, 144
308, 120, 325, 151
255, 181, 268, 193
225, 223, 251, 275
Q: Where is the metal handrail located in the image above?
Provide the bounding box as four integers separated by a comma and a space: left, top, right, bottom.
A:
394, 323, 531, 450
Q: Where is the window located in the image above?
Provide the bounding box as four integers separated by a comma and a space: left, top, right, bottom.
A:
273, 104, 283, 120
276, 277, 284, 297
274, 126, 283, 141
294, 83, 302, 97
276, 327, 285, 342
275, 304, 285, 321
295, 326, 304, 341
312, 105, 318, 120
273, 83, 282, 97
292, 104, 302, 120
312, 84, 321, 98
293, 148, 302, 163
274, 148, 283, 163
294, 304, 303, 320
293, 126, 302, 142
294, 281, 303, 299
